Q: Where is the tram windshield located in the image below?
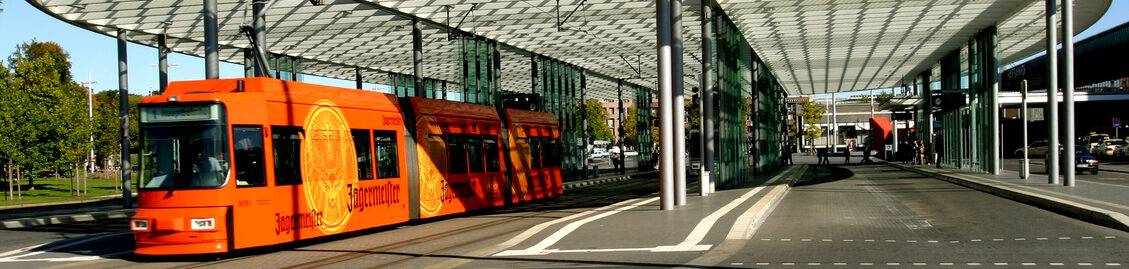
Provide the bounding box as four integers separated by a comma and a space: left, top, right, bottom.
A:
139, 103, 230, 190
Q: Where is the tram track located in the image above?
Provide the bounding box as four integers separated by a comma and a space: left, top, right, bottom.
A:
175, 176, 657, 269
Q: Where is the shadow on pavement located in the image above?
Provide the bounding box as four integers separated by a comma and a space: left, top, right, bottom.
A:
793, 164, 859, 187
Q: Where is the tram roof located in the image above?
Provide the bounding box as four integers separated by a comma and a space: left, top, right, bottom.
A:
29, 0, 1110, 97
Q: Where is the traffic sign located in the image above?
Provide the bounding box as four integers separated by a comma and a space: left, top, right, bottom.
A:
1114, 117, 1121, 126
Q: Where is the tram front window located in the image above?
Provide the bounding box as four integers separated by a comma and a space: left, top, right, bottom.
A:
139, 104, 230, 190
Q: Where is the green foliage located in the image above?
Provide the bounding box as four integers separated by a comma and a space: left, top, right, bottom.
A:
581, 99, 613, 144
875, 92, 893, 104
2, 41, 90, 173
799, 99, 826, 142
622, 106, 639, 149
685, 98, 700, 136
92, 90, 141, 170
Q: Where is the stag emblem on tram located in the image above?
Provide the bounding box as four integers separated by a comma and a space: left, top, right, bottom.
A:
301, 100, 358, 234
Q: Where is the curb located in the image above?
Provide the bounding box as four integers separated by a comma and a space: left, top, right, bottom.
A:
563, 171, 658, 191
1, 209, 136, 229
889, 163, 1129, 233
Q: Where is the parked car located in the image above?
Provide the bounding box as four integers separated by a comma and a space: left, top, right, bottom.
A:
1094, 139, 1126, 157
588, 148, 609, 160
1014, 141, 1051, 157
1044, 145, 1099, 175
1080, 133, 1110, 153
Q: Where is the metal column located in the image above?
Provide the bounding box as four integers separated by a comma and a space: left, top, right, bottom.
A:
1045, 0, 1060, 184
413, 18, 425, 98
656, 0, 675, 210
204, 0, 218, 79
832, 92, 837, 152
581, 71, 588, 179
699, 3, 714, 196
671, 0, 687, 206
988, 28, 1001, 175
1021, 80, 1029, 179
1062, 0, 1076, 186
618, 80, 626, 175
253, 0, 269, 77
117, 29, 132, 209
243, 48, 253, 77
355, 67, 363, 90
158, 34, 169, 93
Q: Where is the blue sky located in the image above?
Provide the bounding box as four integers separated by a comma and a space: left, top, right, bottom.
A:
1, 0, 1127, 96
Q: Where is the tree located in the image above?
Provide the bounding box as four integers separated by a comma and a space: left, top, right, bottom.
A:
875, 92, 893, 104
622, 106, 639, 149
92, 90, 141, 172
2, 41, 91, 191
799, 99, 826, 149
580, 99, 613, 145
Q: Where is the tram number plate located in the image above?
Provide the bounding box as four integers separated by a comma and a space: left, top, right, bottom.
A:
238, 200, 252, 207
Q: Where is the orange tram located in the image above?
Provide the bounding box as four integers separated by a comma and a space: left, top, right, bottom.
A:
130, 77, 562, 255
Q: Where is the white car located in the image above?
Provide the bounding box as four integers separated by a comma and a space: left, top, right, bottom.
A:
588, 148, 609, 160
1095, 139, 1126, 157
1013, 141, 1051, 157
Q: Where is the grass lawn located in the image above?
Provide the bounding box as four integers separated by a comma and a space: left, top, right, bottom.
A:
1, 174, 139, 206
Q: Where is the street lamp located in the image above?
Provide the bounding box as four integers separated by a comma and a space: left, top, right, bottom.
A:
79, 70, 99, 174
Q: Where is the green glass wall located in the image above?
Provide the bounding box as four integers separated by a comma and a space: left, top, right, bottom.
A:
936, 27, 998, 173
460, 37, 501, 105
534, 56, 582, 181
635, 86, 655, 171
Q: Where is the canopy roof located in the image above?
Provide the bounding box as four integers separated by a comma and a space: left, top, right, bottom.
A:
30, 0, 1110, 97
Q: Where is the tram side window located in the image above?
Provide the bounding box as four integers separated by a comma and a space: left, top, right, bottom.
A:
233, 126, 266, 187
353, 130, 374, 180
448, 134, 468, 174
467, 135, 485, 173
272, 126, 303, 185
484, 136, 500, 172
544, 138, 561, 167
530, 137, 542, 169
373, 131, 400, 179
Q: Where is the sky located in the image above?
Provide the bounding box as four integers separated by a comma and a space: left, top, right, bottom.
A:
1, 0, 1127, 97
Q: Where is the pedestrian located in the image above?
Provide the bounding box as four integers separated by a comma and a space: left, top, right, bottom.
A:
861, 143, 873, 164
782, 143, 794, 165
843, 147, 851, 164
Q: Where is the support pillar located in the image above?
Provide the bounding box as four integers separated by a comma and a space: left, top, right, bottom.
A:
699, 3, 714, 196
253, 0, 269, 77
117, 29, 132, 209
243, 48, 253, 77
671, 0, 687, 206
581, 71, 588, 179
204, 0, 218, 79
656, 0, 675, 211
618, 80, 627, 175
413, 17, 425, 98
1021, 80, 1030, 179
988, 27, 1001, 175
1045, 0, 1060, 184
157, 34, 169, 93
355, 67, 362, 90
1062, 0, 1076, 186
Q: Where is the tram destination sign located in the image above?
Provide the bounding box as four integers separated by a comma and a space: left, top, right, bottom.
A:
141, 104, 221, 123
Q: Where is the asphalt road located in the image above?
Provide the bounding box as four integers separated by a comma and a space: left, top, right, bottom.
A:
728, 163, 1129, 267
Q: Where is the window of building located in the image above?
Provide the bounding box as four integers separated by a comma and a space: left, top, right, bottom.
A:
272, 126, 303, 185
374, 130, 400, 179
353, 130, 374, 180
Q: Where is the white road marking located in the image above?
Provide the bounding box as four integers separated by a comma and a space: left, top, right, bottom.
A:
495, 197, 659, 256
940, 263, 954, 266
1022, 263, 1037, 266
860, 263, 874, 266
0, 232, 129, 263
657, 175, 785, 252
1079, 263, 1093, 266
1051, 263, 1065, 266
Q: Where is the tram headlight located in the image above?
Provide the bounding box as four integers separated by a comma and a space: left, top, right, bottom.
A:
190, 218, 216, 230
131, 219, 150, 231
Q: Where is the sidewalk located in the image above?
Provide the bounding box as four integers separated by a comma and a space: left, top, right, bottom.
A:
890, 162, 1129, 233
